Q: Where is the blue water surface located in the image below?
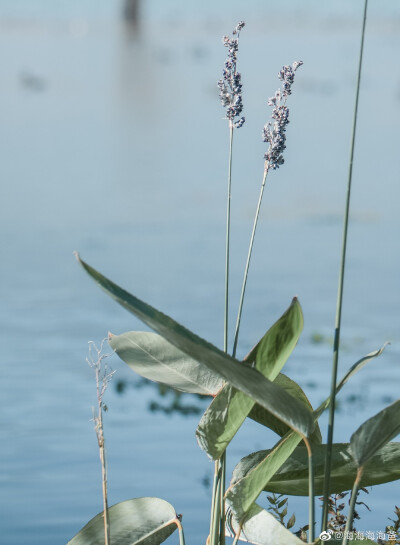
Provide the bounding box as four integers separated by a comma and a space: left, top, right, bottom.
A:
1, 1, 400, 544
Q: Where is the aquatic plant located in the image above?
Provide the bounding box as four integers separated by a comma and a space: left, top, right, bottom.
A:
68, 3, 400, 545
86, 340, 115, 545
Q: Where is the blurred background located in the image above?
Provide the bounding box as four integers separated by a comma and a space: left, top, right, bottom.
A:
1, 1, 400, 543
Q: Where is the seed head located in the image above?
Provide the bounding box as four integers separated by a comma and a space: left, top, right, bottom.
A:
263, 61, 302, 170
218, 22, 245, 129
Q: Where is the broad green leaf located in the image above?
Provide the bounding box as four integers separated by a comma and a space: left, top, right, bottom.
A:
77, 256, 314, 438
351, 399, 400, 467
243, 298, 303, 371
196, 299, 304, 459
231, 442, 400, 496
196, 381, 255, 459
109, 331, 224, 395
248, 373, 322, 446
225, 346, 386, 520
225, 503, 304, 545
226, 431, 303, 520
67, 497, 178, 545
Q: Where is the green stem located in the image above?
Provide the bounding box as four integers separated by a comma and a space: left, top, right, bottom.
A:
209, 460, 220, 545
225, 124, 234, 353
305, 439, 314, 543
214, 462, 223, 545
321, 0, 368, 531
232, 166, 269, 358
342, 468, 363, 545
219, 452, 226, 545
217, 122, 234, 545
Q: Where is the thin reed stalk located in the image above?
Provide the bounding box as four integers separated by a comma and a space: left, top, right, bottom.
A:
98, 416, 110, 545
213, 119, 233, 545
87, 340, 115, 545
321, 0, 368, 530
217, 22, 245, 545
342, 469, 363, 545
210, 460, 223, 545
232, 167, 268, 358
232, 60, 302, 357
224, 124, 234, 353
304, 438, 315, 543
219, 451, 226, 545
208, 459, 220, 545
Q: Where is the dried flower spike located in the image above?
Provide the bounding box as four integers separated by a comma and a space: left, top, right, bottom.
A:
217, 21, 245, 129
263, 60, 302, 170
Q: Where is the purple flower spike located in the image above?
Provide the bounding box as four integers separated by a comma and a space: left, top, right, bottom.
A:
263, 61, 302, 169
218, 22, 246, 129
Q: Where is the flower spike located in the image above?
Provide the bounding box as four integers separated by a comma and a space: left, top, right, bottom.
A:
218, 22, 246, 129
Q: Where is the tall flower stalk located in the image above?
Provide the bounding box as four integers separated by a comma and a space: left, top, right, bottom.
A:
232, 61, 302, 358
213, 40, 302, 545
218, 20, 245, 355
211, 21, 245, 545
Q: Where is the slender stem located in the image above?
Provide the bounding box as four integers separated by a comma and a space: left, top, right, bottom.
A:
304, 438, 314, 543
88, 341, 113, 545
232, 522, 243, 545
219, 452, 226, 545
212, 122, 234, 545
95, 366, 110, 545
212, 461, 223, 545
225, 123, 234, 353
176, 518, 186, 545
342, 468, 363, 545
99, 441, 110, 545
217, 122, 234, 545
232, 166, 269, 358
321, 0, 368, 530
209, 460, 220, 545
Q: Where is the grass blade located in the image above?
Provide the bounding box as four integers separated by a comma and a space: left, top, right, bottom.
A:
321, 0, 369, 529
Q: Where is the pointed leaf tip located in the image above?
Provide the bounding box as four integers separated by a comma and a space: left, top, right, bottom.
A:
197, 299, 306, 459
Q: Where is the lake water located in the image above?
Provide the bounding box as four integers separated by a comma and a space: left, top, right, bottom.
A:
1, 1, 400, 544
